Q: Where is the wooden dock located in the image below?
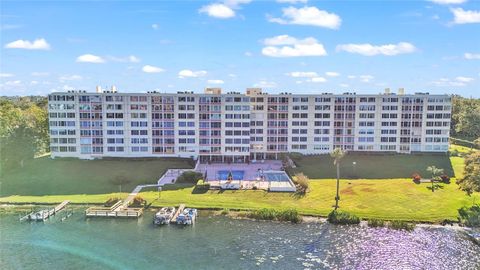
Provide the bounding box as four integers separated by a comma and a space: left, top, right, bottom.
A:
20, 200, 70, 222
85, 200, 143, 218
170, 204, 185, 223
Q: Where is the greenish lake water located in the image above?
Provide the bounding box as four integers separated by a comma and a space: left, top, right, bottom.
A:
1, 210, 479, 270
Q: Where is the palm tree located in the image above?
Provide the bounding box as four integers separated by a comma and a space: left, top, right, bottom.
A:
331, 147, 346, 210
426, 165, 444, 192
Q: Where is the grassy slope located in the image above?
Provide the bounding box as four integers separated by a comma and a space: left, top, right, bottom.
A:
0, 157, 193, 196
1, 146, 478, 222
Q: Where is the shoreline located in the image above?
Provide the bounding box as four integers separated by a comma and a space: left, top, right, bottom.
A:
0, 202, 467, 227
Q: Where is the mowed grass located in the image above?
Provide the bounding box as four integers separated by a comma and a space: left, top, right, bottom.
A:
0, 145, 478, 222
0, 157, 193, 196
289, 153, 454, 179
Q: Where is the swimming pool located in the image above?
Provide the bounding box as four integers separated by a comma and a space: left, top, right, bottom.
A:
217, 170, 245, 180
264, 172, 291, 182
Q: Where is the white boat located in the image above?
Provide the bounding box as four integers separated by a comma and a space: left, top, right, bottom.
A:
176, 208, 197, 225
153, 207, 175, 225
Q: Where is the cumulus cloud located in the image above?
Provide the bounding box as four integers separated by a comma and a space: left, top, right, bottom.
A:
108, 55, 141, 63
76, 54, 105, 63
0, 73, 14, 78
178, 69, 207, 78
4, 38, 50, 50
309, 77, 327, 83
142, 65, 165, 73
336, 42, 416, 56
325, 71, 340, 77
432, 76, 474, 87
262, 35, 327, 57
59, 75, 83, 82
268, 6, 341, 29
464, 53, 480, 60
359, 75, 374, 83
451, 8, 480, 24
277, 0, 308, 3
253, 80, 277, 88
207, 79, 225, 84
199, 0, 251, 19
286, 71, 319, 77
430, 0, 467, 4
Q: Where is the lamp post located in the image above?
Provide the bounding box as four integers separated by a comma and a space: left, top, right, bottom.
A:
352, 161, 357, 177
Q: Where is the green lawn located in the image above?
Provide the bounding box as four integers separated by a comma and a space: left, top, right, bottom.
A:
0, 157, 193, 196
1, 146, 478, 222
289, 152, 454, 179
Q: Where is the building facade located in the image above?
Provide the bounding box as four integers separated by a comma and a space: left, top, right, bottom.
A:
48, 88, 452, 161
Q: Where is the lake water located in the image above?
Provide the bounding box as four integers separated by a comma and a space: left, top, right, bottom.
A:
1, 210, 480, 270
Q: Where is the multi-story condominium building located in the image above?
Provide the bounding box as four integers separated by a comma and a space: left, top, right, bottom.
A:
48, 87, 451, 161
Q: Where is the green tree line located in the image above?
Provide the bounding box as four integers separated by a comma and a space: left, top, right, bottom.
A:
451, 95, 480, 141
0, 96, 49, 172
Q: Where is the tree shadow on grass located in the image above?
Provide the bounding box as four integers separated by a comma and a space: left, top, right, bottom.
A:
426, 183, 445, 192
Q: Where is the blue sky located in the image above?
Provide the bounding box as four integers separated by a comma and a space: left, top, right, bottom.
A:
1, 0, 479, 97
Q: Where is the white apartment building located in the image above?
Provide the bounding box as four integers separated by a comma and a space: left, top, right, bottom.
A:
48, 87, 451, 161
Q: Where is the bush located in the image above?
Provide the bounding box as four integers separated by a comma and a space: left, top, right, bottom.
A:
220, 208, 229, 215
449, 149, 459, 157
288, 152, 304, 161
327, 210, 360, 225
248, 208, 301, 223
194, 179, 210, 191
367, 219, 385, 227
440, 174, 451, 184
389, 220, 415, 231
129, 196, 146, 208
176, 171, 203, 184
458, 204, 480, 227
412, 173, 421, 182
293, 173, 309, 194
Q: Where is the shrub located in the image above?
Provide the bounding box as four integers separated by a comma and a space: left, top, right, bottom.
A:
450, 149, 459, 157
389, 220, 415, 231
293, 173, 309, 194
327, 210, 360, 225
412, 173, 421, 182
289, 152, 304, 161
248, 208, 301, 223
368, 219, 385, 227
220, 208, 229, 215
440, 174, 451, 184
458, 204, 480, 227
130, 196, 146, 208
176, 171, 203, 184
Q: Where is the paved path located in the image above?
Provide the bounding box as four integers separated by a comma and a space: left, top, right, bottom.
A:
118, 184, 161, 209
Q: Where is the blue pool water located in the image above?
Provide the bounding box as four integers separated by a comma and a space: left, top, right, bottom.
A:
264, 172, 290, 182
217, 170, 244, 180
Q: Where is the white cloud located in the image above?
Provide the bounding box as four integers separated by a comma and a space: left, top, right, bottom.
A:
199, 4, 235, 19
4, 38, 50, 50
451, 8, 480, 24
429, 0, 467, 4
339, 83, 349, 88
59, 75, 83, 82
31, 72, 50, 76
456, 76, 474, 82
325, 71, 340, 77
199, 0, 252, 19
178, 69, 207, 78
268, 6, 341, 29
276, 0, 308, 3
207, 79, 225, 84
152, 24, 159, 30
228, 73, 237, 78
309, 77, 327, 83
464, 53, 480, 60
359, 75, 374, 83
254, 80, 277, 88
336, 42, 416, 56
142, 65, 165, 73
286, 71, 319, 78
108, 55, 141, 63
262, 35, 327, 57
5, 80, 22, 86
0, 73, 14, 78
347, 75, 356, 79
432, 76, 474, 86
76, 54, 105, 63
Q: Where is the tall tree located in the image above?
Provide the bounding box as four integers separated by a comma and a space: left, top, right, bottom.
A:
331, 147, 346, 210
457, 151, 480, 195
